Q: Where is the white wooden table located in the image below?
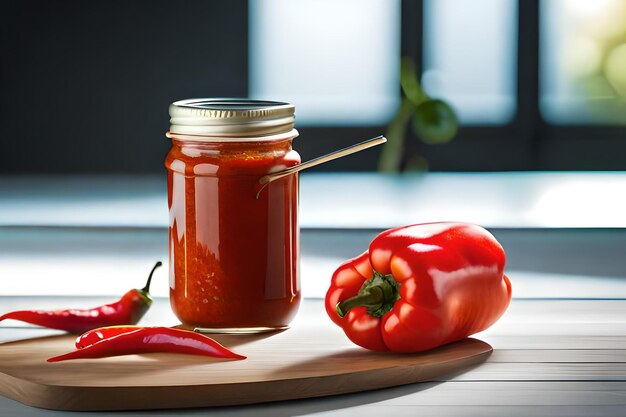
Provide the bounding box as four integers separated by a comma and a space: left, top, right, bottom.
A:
2, 297, 626, 417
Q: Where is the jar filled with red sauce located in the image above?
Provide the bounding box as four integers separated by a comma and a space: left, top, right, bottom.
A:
165, 99, 301, 331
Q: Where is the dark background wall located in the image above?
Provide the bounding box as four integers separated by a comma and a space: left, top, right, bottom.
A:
1, 0, 248, 173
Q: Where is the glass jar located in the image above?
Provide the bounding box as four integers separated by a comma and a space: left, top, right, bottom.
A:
165, 99, 301, 331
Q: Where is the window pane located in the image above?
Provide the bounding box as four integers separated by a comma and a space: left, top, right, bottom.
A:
249, 0, 400, 126
422, 0, 518, 125
540, 0, 626, 125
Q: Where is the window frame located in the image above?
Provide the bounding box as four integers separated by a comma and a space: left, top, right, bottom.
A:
286, 0, 626, 172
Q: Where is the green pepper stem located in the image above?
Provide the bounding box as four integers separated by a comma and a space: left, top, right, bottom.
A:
336, 272, 401, 319
336, 287, 386, 318
141, 262, 163, 293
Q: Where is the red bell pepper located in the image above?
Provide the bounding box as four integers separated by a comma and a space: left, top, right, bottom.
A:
326, 222, 511, 352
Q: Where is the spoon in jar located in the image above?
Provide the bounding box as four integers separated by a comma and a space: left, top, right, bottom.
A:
255, 135, 387, 199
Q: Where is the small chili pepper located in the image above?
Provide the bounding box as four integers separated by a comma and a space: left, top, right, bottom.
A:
75, 325, 141, 349
326, 222, 512, 353
0, 262, 162, 333
48, 326, 246, 362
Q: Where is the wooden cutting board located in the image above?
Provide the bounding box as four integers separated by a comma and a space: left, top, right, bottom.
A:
0, 323, 491, 411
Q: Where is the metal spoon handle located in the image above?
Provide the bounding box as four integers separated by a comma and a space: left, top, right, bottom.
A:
259, 135, 387, 186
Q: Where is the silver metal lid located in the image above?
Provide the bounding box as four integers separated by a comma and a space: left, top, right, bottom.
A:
169, 98, 296, 137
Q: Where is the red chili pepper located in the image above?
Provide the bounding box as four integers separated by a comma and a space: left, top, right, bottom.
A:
48, 327, 246, 362
0, 262, 162, 333
75, 325, 142, 349
326, 222, 512, 353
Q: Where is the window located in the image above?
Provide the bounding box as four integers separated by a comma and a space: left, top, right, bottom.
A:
249, 0, 401, 126
540, 0, 626, 124
422, 0, 518, 125
248, 0, 626, 171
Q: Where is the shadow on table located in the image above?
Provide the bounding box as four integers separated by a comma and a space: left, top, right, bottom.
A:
133, 339, 491, 417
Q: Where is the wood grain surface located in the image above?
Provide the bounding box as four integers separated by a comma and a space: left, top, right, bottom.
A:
0, 322, 491, 411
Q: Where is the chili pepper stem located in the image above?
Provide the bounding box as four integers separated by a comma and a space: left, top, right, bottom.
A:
141, 262, 163, 293
336, 272, 401, 319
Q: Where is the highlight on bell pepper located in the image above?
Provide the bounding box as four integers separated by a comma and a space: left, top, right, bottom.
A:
325, 222, 512, 353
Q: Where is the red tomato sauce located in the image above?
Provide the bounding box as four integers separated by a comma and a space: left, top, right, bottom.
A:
165, 138, 301, 328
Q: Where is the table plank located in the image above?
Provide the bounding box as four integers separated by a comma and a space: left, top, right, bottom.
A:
482, 335, 626, 350
445, 363, 626, 381
490, 349, 626, 363
313, 405, 626, 417
378, 381, 626, 406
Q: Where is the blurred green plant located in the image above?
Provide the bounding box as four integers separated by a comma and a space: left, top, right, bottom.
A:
378, 57, 458, 172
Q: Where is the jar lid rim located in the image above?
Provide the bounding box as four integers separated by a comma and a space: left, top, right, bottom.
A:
169, 98, 296, 136
172, 98, 294, 111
